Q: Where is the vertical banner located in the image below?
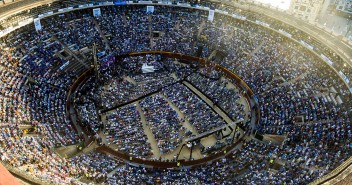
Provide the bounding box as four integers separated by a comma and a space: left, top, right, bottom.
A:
93, 8, 101, 17
146, 6, 155, 13
208, 10, 215, 21
34, 18, 42, 31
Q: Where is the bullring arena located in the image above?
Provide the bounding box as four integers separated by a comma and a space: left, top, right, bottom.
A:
0, 0, 351, 184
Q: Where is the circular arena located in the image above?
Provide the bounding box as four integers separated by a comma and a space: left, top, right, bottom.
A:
0, 1, 351, 185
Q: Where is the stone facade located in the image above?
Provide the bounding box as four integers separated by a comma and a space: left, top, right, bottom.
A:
289, 0, 324, 22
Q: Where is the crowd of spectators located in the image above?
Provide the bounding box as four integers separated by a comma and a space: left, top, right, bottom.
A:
187, 72, 245, 121
0, 126, 83, 184
163, 83, 226, 134
140, 94, 184, 154
96, 55, 180, 109
105, 104, 153, 158
99, 79, 140, 108
70, 151, 121, 183
27, 80, 80, 147
0, 3, 350, 185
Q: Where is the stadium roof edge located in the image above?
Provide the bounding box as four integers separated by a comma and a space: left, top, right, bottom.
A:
0, 0, 57, 22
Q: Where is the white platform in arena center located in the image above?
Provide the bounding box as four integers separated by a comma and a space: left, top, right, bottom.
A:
142, 63, 155, 73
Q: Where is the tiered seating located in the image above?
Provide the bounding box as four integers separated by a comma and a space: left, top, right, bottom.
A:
74, 77, 101, 133
152, 7, 205, 55
100, 79, 140, 109
163, 58, 194, 79
0, 4, 350, 185
105, 104, 152, 158
105, 140, 276, 184
77, 102, 99, 133
97, 6, 150, 54
187, 72, 245, 121
18, 41, 67, 76
140, 94, 184, 154
44, 16, 102, 50
163, 83, 226, 134
134, 72, 176, 93
0, 65, 30, 123
70, 151, 122, 183
27, 83, 79, 147
120, 54, 164, 73
0, 126, 82, 184
99, 55, 177, 108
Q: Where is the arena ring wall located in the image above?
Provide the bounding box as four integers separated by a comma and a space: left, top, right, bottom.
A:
66, 51, 257, 168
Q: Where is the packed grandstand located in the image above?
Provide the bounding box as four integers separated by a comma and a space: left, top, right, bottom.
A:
0, 0, 351, 184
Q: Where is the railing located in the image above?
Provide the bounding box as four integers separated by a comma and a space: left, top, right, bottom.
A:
65, 67, 95, 146
128, 51, 257, 105
97, 135, 246, 168
216, 65, 260, 126
130, 51, 260, 127
66, 51, 256, 168
309, 156, 352, 185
